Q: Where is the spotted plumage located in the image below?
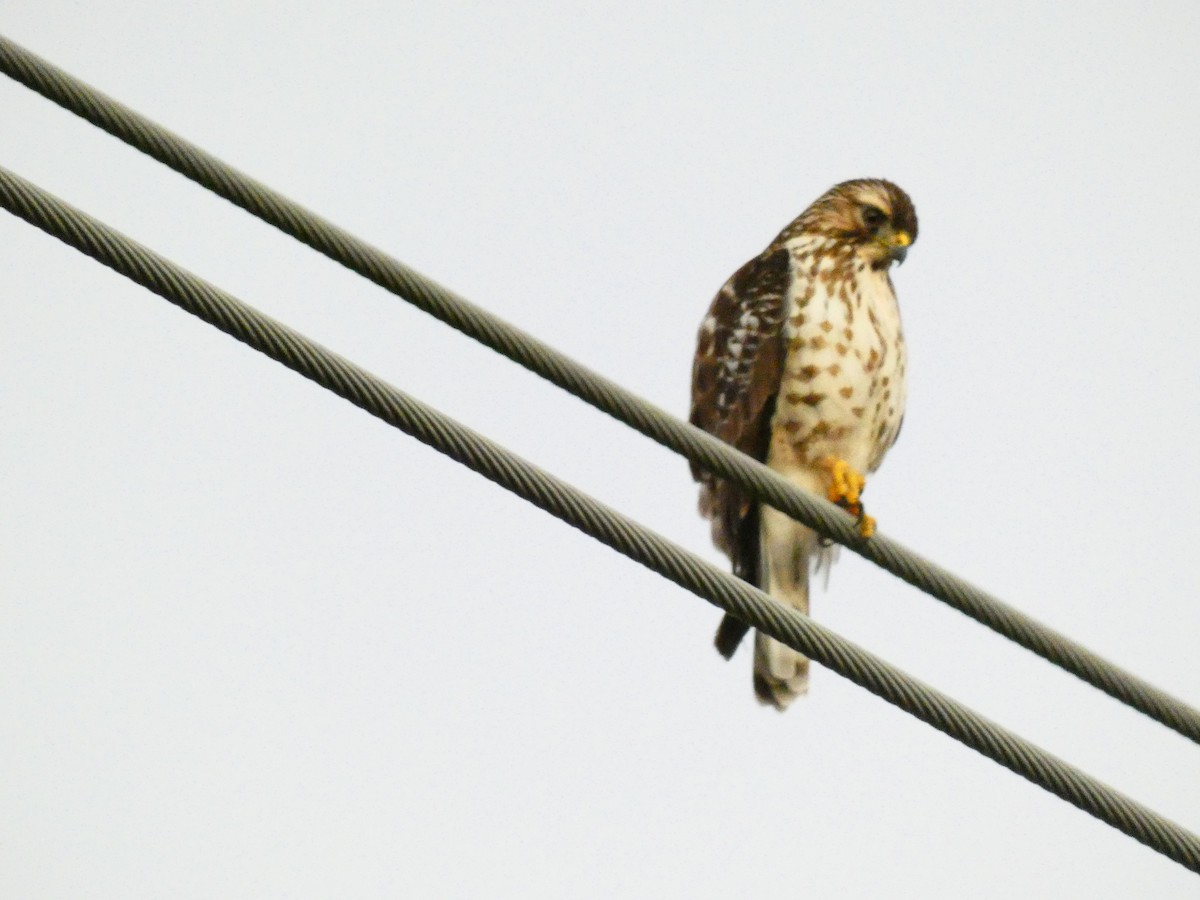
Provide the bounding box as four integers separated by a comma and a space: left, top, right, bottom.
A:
690, 178, 918, 709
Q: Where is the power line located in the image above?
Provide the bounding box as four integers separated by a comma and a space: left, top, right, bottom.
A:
2, 163, 1198, 875
2, 33, 1195, 745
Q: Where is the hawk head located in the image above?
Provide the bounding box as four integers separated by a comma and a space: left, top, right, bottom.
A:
777, 178, 918, 269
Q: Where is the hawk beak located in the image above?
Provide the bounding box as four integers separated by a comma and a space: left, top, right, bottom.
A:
886, 230, 912, 265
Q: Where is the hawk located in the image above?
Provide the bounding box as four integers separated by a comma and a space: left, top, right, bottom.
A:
689, 178, 917, 709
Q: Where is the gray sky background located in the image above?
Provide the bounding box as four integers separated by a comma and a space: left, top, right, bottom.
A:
3, 3, 1200, 897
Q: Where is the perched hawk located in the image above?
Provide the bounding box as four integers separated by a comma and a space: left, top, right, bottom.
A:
689, 179, 917, 709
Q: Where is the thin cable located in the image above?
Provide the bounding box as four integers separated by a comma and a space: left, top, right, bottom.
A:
2, 164, 1199, 875
2, 33, 1198, 746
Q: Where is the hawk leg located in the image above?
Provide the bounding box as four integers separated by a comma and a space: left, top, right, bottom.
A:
818, 457, 876, 538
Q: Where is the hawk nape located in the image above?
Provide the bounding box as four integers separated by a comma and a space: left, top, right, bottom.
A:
689, 178, 917, 710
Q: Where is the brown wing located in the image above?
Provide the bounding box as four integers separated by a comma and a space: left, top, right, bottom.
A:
689, 245, 790, 594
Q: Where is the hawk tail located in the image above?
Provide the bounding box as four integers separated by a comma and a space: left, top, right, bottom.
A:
751, 506, 817, 710
753, 627, 809, 710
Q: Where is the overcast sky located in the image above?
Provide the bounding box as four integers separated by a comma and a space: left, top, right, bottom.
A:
3, 3, 1200, 897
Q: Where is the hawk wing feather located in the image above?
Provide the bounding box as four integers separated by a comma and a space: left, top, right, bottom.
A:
689, 245, 791, 654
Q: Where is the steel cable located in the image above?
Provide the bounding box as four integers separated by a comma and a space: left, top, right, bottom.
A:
2, 163, 1198, 874
1, 34, 1198, 746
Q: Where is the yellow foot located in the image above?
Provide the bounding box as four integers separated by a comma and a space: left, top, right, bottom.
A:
819, 457, 875, 538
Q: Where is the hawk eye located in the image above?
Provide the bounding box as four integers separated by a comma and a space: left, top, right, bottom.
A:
861, 206, 887, 230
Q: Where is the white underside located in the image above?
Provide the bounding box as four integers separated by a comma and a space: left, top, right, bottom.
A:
753, 237, 907, 707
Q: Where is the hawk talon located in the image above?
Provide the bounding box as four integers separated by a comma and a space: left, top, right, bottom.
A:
823, 458, 865, 507
820, 457, 876, 539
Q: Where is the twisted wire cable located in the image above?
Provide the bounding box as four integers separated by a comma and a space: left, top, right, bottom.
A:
2, 34, 1198, 747
2, 163, 1198, 875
